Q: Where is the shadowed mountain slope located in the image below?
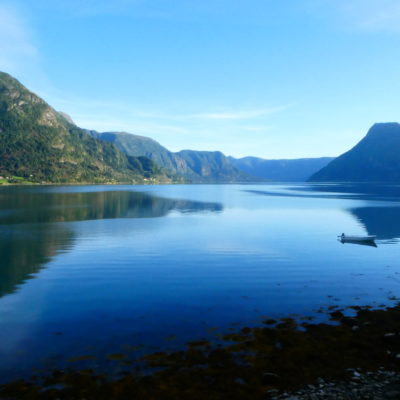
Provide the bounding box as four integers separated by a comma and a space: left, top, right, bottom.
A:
309, 123, 400, 182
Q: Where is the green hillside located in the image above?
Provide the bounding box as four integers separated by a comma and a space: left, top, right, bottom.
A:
0, 72, 163, 184
88, 131, 255, 183
176, 150, 252, 183
87, 130, 186, 181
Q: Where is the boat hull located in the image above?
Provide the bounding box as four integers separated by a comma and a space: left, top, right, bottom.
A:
338, 234, 377, 247
339, 235, 376, 242
339, 238, 377, 247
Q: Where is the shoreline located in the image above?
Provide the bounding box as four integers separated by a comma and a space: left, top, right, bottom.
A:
2, 303, 400, 399
272, 369, 400, 399
0, 181, 256, 187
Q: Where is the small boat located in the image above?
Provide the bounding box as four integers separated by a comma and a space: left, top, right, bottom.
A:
338, 233, 377, 247
338, 233, 376, 242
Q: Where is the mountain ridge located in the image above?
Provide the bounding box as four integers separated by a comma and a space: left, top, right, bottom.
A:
228, 156, 334, 182
8, 71, 397, 185
309, 123, 400, 182
87, 130, 254, 183
0, 72, 166, 184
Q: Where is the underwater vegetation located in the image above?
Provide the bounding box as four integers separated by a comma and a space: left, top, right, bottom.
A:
2, 304, 400, 399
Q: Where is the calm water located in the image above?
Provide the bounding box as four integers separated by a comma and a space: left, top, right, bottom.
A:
1, 183, 400, 380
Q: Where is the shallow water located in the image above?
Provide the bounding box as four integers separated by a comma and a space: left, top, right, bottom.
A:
0, 183, 400, 380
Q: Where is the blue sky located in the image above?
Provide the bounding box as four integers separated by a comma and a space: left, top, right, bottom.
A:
1, 0, 400, 158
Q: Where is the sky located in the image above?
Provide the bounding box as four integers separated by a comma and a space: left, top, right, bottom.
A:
0, 0, 399, 159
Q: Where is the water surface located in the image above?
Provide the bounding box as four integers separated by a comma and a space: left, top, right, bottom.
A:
1, 183, 400, 380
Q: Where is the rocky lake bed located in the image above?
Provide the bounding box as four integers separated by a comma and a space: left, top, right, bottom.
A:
2, 302, 400, 399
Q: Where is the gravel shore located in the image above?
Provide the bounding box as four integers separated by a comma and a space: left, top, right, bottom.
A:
272, 369, 400, 400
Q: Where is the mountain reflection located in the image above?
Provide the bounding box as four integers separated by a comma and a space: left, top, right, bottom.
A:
247, 184, 400, 242
348, 207, 400, 241
0, 190, 223, 224
0, 225, 74, 297
0, 190, 223, 297
302, 184, 400, 241
304, 183, 400, 201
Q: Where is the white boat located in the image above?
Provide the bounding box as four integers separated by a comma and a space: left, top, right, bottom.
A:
338, 233, 376, 242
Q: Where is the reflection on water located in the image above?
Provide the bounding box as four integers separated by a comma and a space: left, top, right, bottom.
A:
307, 184, 400, 241
1, 183, 400, 382
0, 190, 223, 225
348, 207, 400, 241
245, 188, 361, 200
0, 226, 74, 297
249, 182, 400, 202
308, 184, 400, 242
0, 190, 223, 297
249, 183, 400, 242
301, 182, 400, 202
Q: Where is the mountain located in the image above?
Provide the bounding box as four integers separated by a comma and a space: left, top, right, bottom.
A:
176, 150, 252, 183
0, 72, 164, 184
309, 123, 400, 182
58, 111, 75, 125
87, 130, 254, 183
87, 130, 186, 179
228, 156, 334, 182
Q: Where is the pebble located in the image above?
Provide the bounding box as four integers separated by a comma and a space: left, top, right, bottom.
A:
271, 369, 400, 400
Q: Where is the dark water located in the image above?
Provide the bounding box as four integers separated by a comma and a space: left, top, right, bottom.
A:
1, 183, 400, 380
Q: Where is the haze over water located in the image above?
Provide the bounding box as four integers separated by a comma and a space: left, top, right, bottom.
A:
0, 183, 400, 380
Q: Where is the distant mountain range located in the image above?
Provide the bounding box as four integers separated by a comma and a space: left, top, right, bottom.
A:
228, 156, 334, 182
86, 130, 253, 183
86, 130, 333, 182
309, 123, 400, 182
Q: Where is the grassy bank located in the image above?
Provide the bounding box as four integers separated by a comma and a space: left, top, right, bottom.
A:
0, 176, 35, 185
